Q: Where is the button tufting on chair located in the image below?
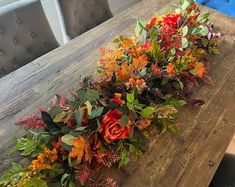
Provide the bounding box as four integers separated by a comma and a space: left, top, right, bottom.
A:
12, 39, 17, 45
0, 28, 4, 34
0, 0, 59, 78
59, 0, 113, 39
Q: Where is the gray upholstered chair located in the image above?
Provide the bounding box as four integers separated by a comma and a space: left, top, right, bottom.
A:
0, 0, 59, 78
59, 0, 113, 39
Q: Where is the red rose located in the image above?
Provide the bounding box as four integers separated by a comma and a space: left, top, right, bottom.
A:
100, 109, 131, 143
162, 13, 182, 29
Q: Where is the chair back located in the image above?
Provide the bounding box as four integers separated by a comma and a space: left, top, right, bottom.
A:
0, 0, 59, 77
59, 0, 113, 39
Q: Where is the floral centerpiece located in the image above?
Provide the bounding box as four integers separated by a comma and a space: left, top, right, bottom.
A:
0, 0, 221, 186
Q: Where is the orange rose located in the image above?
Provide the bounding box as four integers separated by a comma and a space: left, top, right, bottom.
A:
100, 109, 131, 143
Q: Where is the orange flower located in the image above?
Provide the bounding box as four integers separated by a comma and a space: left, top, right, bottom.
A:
69, 137, 91, 164
116, 63, 132, 81
28, 147, 58, 171
100, 109, 131, 143
132, 55, 149, 70
120, 38, 133, 50
125, 76, 147, 92
151, 64, 162, 77
192, 62, 206, 78
98, 48, 122, 78
167, 63, 175, 76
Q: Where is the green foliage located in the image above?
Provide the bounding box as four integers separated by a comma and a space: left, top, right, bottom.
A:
61, 134, 75, 146
24, 173, 48, 187
140, 107, 155, 118
120, 114, 129, 127
15, 135, 40, 157
135, 21, 145, 36
75, 109, 82, 126
61, 173, 70, 186
86, 89, 99, 101
0, 163, 25, 186
49, 163, 64, 178
164, 94, 187, 107
118, 149, 130, 168
89, 107, 104, 119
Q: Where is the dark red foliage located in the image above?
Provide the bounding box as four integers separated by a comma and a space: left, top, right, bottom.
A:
74, 164, 92, 185
15, 114, 46, 128
89, 175, 118, 187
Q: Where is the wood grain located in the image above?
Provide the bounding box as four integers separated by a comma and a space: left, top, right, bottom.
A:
0, 1, 235, 186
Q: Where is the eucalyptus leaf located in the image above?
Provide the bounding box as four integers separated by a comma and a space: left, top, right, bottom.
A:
181, 37, 188, 48
61, 134, 75, 146
86, 89, 99, 101
75, 109, 82, 126
89, 107, 104, 119
135, 20, 145, 36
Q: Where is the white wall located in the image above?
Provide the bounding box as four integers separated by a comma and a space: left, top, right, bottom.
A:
0, 0, 141, 44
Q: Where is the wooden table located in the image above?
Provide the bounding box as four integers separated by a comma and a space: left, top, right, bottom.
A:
0, 0, 235, 186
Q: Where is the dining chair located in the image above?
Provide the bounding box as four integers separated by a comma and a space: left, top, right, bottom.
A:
0, 0, 59, 78
209, 153, 235, 187
58, 0, 113, 39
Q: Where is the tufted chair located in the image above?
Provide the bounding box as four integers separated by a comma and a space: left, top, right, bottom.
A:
59, 0, 113, 39
0, 0, 59, 78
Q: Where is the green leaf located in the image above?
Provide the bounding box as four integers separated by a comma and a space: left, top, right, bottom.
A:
171, 99, 187, 107
90, 107, 104, 119
161, 77, 169, 86
26, 174, 47, 187
111, 71, 116, 83
169, 126, 179, 135
181, 1, 190, 10
198, 25, 209, 36
120, 114, 129, 127
182, 26, 188, 36
133, 100, 145, 110
61, 134, 75, 146
85, 101, 92, 116
140, 107, 155, 118
61, 173, 70, 186
69, 182, 76, 187
126, 93, 135, 103
181, 37, 188, 48
16, 135, 39, 157
68, 101, 80, 109
201, 38, 209, 47
49, 107, 62, 118
174, 78, 184, 90
135, 20, 145, 36
54, 112, 67, 123
119, 150, 130, 168
86, 89, 99, 101
49, 163, 64, 179
74, 126, 87, 131
0, 163, 25, 186
170, 48, 176, 56
212, 48, 220, 55
76, 89, 86, 104
75, 109, 82, 126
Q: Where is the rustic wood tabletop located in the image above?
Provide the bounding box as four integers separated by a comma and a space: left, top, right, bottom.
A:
0, 0, 235, 186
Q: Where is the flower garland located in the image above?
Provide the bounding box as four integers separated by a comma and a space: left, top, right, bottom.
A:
0, 0, 221, 186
